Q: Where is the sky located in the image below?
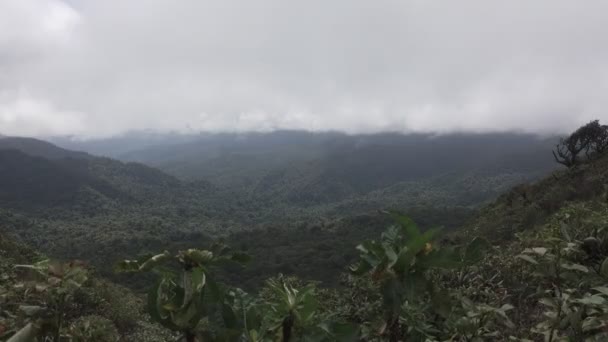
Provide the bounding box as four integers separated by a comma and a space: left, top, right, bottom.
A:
1, 0, 608, 138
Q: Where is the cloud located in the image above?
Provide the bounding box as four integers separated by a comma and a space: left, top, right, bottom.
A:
0, 89, 85, 136
1, 0, 607, 137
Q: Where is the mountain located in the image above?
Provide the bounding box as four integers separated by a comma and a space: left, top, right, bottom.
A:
5, 127, 608, 340
54, 131, 560, 210
0, 136, 92, 160
0, 137, 202, 217
54, 131, 558, 181
0, 132, 561, 290
0, 149, 123, 212
48, 131, 201, 159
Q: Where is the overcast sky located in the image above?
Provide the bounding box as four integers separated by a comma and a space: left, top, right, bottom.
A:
1, 0, 608, 137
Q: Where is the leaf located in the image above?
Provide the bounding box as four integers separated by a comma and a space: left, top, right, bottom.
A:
516, 254, 538, 265
173, 299, 204, 329
593, 286, 608, 296
539, 297, 557, 309
114, 260, 141, 273
560, 263, 589, 273
575, 295, 606, 306
7, 323, 38, 342
297, 291, 318, 323
18, 305, 43, 317
463, 237, 492, 265
147, 279, 179, 331
582, 317, 605, 332
380, 226, 401, 245
500, 304, 515, 311
393, 227, 441, 274
559, 222, 572, 242
191, 268, 206, 292
139, 251, 171, 272
381, 242, 398, 264
389, 212, 421, 240
600, 257, 608, 278
349, 260, 373, 275
183, 249, 214, 266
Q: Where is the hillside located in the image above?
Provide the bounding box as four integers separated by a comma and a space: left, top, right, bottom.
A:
0, 136, 92, 160
56, 131, 557, 187
0, 137, 236, 217
0, 134, 563, 290
0, 231, 172, 341
55, 131, 559, 215
464, 152, 608, 242
2, 136, 608, 340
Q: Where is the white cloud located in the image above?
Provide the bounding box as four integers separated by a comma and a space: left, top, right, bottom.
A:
1, 0, 607, 137
0, 89, 85, 136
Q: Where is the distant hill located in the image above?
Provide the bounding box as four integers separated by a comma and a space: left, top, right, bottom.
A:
53, 131, 560, 209
0, 136, 92, 160
0, 149, 123, 211
0, 137, 214, 217
0, 132, 564, 289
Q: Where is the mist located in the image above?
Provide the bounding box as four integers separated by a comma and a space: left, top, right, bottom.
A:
2, 0, 608, 137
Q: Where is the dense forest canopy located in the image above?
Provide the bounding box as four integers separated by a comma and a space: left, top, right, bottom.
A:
0, 132, 557, 287
2, 122, 608, 341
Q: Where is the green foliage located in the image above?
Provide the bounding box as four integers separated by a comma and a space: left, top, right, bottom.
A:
516, 219, 608, 341
0, 133, 554, 294
350, 213, 500, 341
69, 315, 119, 342
3, 259, 89, 341
115, 244, 250, 341
118, 244, 358, 341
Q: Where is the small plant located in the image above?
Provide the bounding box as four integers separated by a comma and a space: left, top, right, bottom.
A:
350, 213, 493, 341
117, 244, 358, 342
116, 243, 250, 341
7, 259, 89, 341
69, 315, 119, 342
517, 222, 608, 341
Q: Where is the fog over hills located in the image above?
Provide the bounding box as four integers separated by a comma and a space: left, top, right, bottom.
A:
4, 1, 608, 339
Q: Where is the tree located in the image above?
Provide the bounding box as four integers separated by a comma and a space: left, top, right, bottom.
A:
590, 123, 608, 156
553, 120, 608, 167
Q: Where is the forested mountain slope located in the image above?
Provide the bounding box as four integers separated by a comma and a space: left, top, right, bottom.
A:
56, 131, 558, 190
53, 131, 560, 216
0, 136, 91, 160
0, 138, 229, 217
3, 123, 608, 341
0, 134, 561, 290
464, 152, 608, 241
3, 131, 608, 341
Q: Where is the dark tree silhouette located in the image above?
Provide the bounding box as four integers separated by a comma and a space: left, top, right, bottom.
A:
590, 123, 608, 156
553, 120, 608, 167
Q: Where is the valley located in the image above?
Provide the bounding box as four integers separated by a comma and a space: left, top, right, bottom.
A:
2, 122, 608, 340
1, 132, 556, 289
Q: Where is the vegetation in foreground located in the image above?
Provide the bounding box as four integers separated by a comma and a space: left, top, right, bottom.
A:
4, 201, 608, 341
